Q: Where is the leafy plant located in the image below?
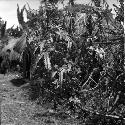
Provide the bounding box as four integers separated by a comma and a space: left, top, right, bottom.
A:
1, 0, 124, 124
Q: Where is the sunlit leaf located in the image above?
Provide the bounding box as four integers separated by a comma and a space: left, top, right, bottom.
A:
43, 52, 51, 70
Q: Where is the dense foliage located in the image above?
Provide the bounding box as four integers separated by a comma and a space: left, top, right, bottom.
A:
0, 0, 124, 124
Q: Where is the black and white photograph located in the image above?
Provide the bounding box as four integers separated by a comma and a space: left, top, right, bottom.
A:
0, 0, 124, 124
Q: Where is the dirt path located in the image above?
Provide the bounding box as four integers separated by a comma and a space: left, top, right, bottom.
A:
0, 74, 41, 125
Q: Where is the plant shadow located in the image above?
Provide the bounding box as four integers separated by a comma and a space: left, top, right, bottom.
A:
10, 78, 27, 87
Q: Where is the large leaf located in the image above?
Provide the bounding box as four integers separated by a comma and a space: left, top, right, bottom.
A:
13, 33, 27, 54
43, 52, 51, 70
59, 66, 67, 85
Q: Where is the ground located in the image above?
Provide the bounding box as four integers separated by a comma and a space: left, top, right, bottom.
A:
0, 73, 80, 125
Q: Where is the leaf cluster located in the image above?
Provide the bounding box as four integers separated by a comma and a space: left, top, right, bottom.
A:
15, 0, 125, 123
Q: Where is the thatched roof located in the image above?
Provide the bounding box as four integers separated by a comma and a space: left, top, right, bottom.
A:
2, 38, 18, 51
0, 38, 18, 60
0, 33, 26, 60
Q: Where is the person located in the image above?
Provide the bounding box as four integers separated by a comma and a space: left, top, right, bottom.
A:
0, 55, 3, 72
1, 49, 11, 75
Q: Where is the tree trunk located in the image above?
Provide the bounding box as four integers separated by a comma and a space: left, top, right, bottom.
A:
22, 47, 31, 80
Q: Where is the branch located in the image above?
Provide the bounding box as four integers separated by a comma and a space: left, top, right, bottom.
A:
93, 38, 123, 45
116, 73, 124, 81
78, 105, 125, 120
81, 68, 100, 89
81, 72, 93, 89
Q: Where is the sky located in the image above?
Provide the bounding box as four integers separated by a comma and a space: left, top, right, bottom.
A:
0, 0, 119, 28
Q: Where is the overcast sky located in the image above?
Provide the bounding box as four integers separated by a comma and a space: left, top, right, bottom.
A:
0, 0, 118, 28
